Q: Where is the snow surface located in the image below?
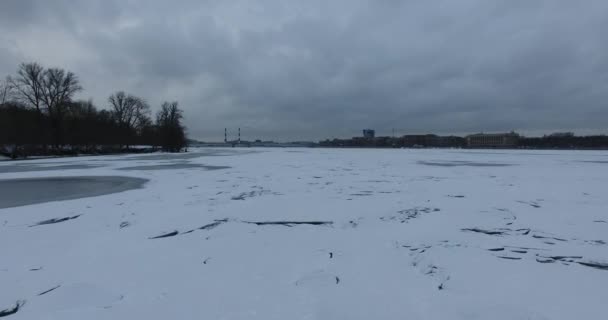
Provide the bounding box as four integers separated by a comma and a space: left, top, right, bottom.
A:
1, 148, 607, 319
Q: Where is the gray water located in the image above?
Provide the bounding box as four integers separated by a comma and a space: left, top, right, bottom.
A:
0, 176, 148, 209
417, 160, 514, 167
117, 163, 230, 171
114, 149, 253, 161
0, 164, 101, 173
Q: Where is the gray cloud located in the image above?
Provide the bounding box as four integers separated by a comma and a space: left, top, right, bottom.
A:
1, 0, 607, 141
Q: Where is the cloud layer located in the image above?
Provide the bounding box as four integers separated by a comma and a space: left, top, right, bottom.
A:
1, 0, 607, 140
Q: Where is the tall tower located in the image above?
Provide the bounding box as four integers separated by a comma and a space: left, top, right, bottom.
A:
224, 128, 227, 143
238, 128, 241, 144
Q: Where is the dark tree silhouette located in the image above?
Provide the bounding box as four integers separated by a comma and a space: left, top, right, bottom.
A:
40, 67, 82, 146
0, 102, 39, 158
156, 101, 187, 152
0, 78, 14, 104
1, 62, 188, 158
108, 91, 151, 148
7, 63, 82, 147
40, 68, 82, 115
9, 62, 45, 113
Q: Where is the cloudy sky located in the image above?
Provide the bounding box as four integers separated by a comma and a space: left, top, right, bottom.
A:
1, 0, 607, 141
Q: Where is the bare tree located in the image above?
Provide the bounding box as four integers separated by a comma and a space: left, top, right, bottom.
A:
8, 63, 83, 145
156, 101, 186, 152
40, 67, 82, 118
108, 91, 150, 148
157, 101, 183, 126
8, 62, 45, 112
108, 92, 148, 128
7, 63, 49, 148
38, 67, 83, 147
0, 77, 15, 104
10, 63, 82, 115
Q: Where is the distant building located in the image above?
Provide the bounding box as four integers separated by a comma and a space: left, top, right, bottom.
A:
398, 134, 466, 148
436, 136, 467, 148
362, 129, 375, 139
466, 132, 519, 148
401, 134, 439, 147
548, 132, 575, 138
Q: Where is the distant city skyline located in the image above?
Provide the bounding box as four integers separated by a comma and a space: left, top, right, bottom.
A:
200, 128, 606, 143
2, 0, 607, 141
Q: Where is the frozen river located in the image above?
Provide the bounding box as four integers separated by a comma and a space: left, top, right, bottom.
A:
1, 148, 607, 319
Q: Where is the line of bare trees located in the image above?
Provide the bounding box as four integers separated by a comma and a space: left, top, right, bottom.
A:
0, 62, 186, 159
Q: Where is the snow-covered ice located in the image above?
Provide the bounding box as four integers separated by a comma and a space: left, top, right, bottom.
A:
1, 148, 607, 319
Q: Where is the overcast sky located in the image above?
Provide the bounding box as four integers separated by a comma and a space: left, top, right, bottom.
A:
1, 0, 607, 141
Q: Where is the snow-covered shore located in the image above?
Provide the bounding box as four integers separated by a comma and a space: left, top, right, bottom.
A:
1, 148, 607, 319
